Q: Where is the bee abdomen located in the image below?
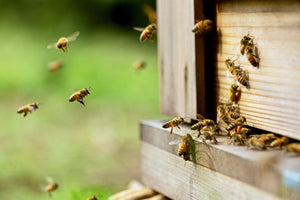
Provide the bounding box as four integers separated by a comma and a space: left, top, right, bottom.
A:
247, 53, 258, 67
162, 122, 172, 128
236, 75, 248, 87
226, 123, 236, 132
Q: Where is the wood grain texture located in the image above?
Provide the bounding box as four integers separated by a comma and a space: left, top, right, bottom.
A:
215, 0, 300, 140
158, 0, 198, 121
140, 120, 300, 200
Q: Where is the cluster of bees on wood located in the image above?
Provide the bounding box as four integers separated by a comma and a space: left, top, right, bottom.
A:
161, 20, 300, 162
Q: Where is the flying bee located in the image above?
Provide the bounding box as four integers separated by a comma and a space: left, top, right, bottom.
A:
216, 103, 230, 124
248, 137, 266, 150
226, 116, 246, 134
245, 43, 259, 67
133, 60, 146, 71
87, 195, 98, 200
17, 102, 39, 117
225, 58, 240, 76
240, 34, 252, 55
269, 136, 289, 149
199, 127, 218, 144
192, 19, 213, 36
226, 104, 240, 120
48, 61, 63, 73
169, 134, 195, 162
43, 179, 58, 197
235, 68, 249, 87
229, 84, 241, 104
285, 143, 300, 154
69, 88, 90, 106
47, 31, 80, 53
162, 117, 184, 135
143, 4, 157, 24
134, 24, 157, 42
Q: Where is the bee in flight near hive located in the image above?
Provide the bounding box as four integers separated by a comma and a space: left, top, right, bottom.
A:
285, 143, 300, 154
69, 88, 90, 106
240, 34, 252, 55
133, 60, 146, 71
169, 134, 196, 162
48, 61, 63, 73
191, 114, 216, 137
43, 178, 58, 197
229, 84, 241, 104
87, 195, 98, 200
192, 19, 213, 36
226, 116, 246, 134
17, 102, 39, 117
269, 136, 289, 149
134, 24, 157, 42
47, 31, 80, 53
245, 41, 259, 68
162, 117, 184, 135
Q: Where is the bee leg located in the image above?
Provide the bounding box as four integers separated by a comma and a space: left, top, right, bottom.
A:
170, 127, 173, 135
149, 36, 154, 42
23, 112, 28, 117
77, 99, 85, 106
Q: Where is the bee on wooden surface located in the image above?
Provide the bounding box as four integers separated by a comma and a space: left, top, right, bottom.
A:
48, 61, 63, 73
226, 116, 246, 134
226, 104, 240, 120
87, 195, 98, 200
216, 103, 230, 124
133, 61, 146, 71
143, 4, 157, 24
269, 136, 289, 149
259, 133, 277, 145
235, 68, 249, 87
192, 19, 213, 36
248, 137, 266, 150
240, 34, 252, 55
43, 180, 58, 197
162, 117, 184, 135
17, 103, 39, 117
47, 31, 80, 53
239, 127, 252, 136
199, 127, 218, 144
285, 143, 300, 154
230, 133, 245, 145
169, 134, 195, 162
245, 43, 259, 67
69, 88, 90, 106
229, 84, 241, 104
134, 24, 157, 42
225, 58, 240, 76
191, 119, 216, 137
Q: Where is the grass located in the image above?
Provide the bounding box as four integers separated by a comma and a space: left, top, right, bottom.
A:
0, 22, 165, 199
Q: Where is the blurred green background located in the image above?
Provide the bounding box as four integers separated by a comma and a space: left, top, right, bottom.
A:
0, 0, 164, 199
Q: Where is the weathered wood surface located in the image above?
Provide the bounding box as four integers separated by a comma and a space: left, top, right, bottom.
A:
215, 0, 300, 140
158, 0, 200, 121
140, 120, 300, 200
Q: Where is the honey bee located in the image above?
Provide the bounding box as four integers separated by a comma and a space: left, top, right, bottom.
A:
269, 136, 289, 149
69, 88, 90, 106
285, 143, 300, 154
229, 84, 241, 104
230, 133, 245, 145
162, 117, 184, 135
199, 127, 218, 144
240, 34, 252, 55
134, 24, 157, 42
225, 58, 240, 76
87, 195, 98, 200
191, 119, 216, 137
48, 61, 63, 73
17, 103, 39, 117
259, 133, 277, 145
235, 68, 249, 87
133, 61, 146, 71
245, 43, 259, 67
226, 116, 246, 134
248, 137, 266, 150
216, 103, 230, 124
192, 19, 213, 36
169, 134, 195, 162
226, 104, 240, 120
143, 4, 157, 24
239, 127, 252, 136
44, 181, 58, 197
47, 31, 80, 53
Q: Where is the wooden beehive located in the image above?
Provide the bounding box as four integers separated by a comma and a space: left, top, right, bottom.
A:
140, 0, 300, 199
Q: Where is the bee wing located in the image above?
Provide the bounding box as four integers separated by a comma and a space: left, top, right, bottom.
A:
168, 138, 181, 145
196, 114, 205, 120
46, 177, 54, 183
47, 43, 57, 49
67, 31, 80, 41
133, 27, 145, 32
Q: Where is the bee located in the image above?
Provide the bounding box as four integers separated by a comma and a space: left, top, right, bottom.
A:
143, 4, 157, 24
269, 136, 289, 149
239, 127, 252, 136
199, 127, 218, 144
133, 61, 146, 71
226, 116, 246, 134
192, 19, 213, 36
48, 61, 63, 73
227, 104, 240, 120
17, 103, 39, 117
216, 103, 230, 124
285, 143, 300, 154
229, 84, 241, 104
44, 181, 58, 197
47, 31, 80, 53
248, 137, 266, 150
87, 195, 98, 200
69, 88, 90, 106
245, 43, 259, 67
259, 133, 277, 145
134, 24, 157, 42
169, 134, 195, 162
230, 132, 245, 145
162, 117, 184, 135
235, 68, 249, 87
240, 34, 252, 55
191, 119, 216, 137
225, 58, 240, 76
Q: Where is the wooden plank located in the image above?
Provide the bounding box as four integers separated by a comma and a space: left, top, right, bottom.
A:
141, 142, 285, 200
140, 120, 300, 200
158, 0, 198, 120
